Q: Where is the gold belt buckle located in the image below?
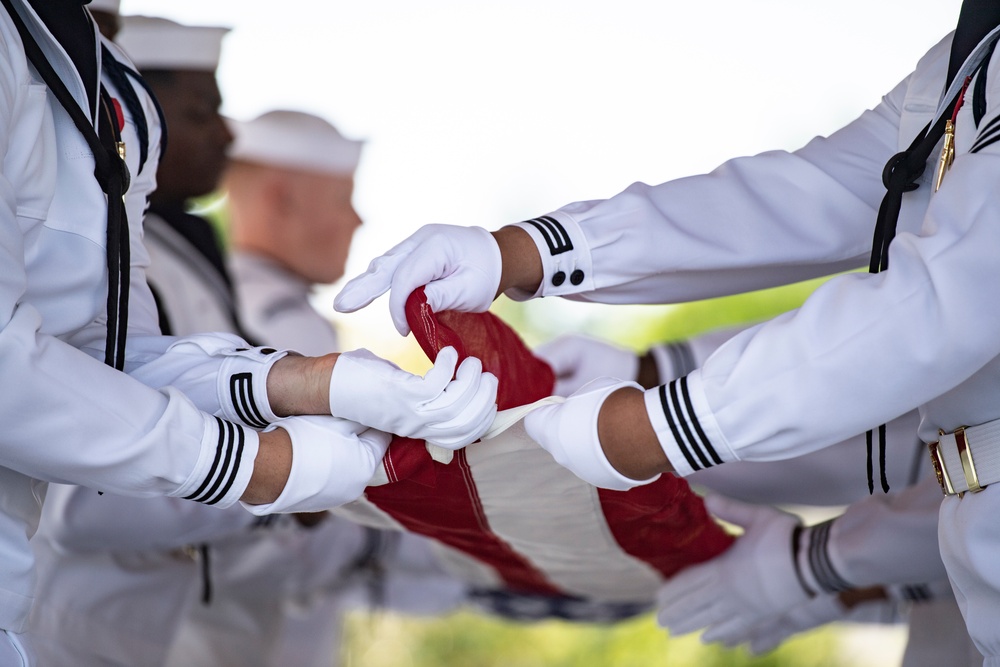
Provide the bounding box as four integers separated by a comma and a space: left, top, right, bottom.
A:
955, 426, 984, 495
929, 437, 956, 496
930, 426, 987, 498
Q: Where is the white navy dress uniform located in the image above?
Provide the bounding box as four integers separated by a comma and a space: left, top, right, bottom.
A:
0, 1, 312, 664
539, 329, 980, 665
336, 12, 1000, 664
165, 112, 463, 667
15, 13, 370, 667
229, 251, 340, 358
0, 2, 282, 631
30, 25, 466, 667
26, 16, 265, 664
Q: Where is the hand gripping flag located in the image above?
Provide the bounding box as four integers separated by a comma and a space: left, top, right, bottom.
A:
331, 288, 732, 621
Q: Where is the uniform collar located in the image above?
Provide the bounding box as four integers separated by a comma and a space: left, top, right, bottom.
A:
11, 0, 101, 121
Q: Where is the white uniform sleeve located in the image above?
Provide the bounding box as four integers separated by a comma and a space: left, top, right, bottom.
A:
690, 414, 925, 507
0, 40, 256, 507
648, 127, 1000, 473
39, 483, 257, 552
509, 72, 908, 305
516, 39, 1000, 475
67, 50, 288, 432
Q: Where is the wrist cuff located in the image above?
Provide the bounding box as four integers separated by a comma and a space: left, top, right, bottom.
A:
642, 372, 733, 477
172, 414, 259, 509
648, 341, 698, 383
538, 379, 660, 491
886, 579, 953, 603
797, 520, 856, 595
241, 418, 338, 515
219, 347, 288, 428
507, 214, 595, 300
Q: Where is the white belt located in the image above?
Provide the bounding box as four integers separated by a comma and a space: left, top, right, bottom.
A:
928, 420, 1000, 496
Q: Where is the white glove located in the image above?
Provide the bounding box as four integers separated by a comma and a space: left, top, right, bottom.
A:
656, 495, 811, 639
534, 334, 639, 397
243, 416, 391, 514
329, 346, 498, 449
334, 224, 502, 336
522, 377, 658, 491
731, 594, 899, 655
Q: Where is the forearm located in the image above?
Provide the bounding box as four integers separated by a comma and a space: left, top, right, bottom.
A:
266, 352, 338, 417
240, 427, 293, 505
492, 225, 543, 297
597, 386, 674, 478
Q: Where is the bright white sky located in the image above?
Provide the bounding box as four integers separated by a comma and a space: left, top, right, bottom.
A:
120, 0, 964, 357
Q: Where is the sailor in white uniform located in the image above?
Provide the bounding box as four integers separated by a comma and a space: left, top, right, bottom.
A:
537, 330, 980, 665
167, 110, 465, 667
334, 3, 1000, 662
18, 9, 495, 667
225, 109, 364, 358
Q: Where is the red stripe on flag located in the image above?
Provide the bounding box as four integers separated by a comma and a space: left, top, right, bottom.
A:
365, 445, 562, 595
597, 475, 733, 579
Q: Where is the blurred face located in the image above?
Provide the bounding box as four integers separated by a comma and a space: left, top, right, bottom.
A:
147, 70, 233, 204
285, 171, 362, 284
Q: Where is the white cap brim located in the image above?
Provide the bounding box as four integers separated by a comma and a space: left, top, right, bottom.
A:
228, 110, 363, 176
116, 15, 229, 71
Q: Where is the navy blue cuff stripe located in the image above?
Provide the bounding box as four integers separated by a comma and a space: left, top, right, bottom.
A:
901, 584, 931, 602
196, 420, 237, 504
668, 380, 712, 469
205, 423, 246, 505
185, 416, 227, 502
659, 384, 700, 471
791, 525, 817, 597
679, 376, 722, 465
185, 417, 245, 505
807, 521, 854, 594
523, 216, 573, 256
230, 372, 269, 428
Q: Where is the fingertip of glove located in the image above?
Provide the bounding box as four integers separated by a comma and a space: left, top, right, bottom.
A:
332, 289, 357, 313
390, 313, 412, 337
436, 346, 460, 366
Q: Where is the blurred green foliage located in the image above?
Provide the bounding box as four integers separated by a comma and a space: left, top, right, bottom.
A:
341, 609, 846, 667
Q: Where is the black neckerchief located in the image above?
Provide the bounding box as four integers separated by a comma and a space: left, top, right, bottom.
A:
28, 0, 96, 110
3, 0, 131, 370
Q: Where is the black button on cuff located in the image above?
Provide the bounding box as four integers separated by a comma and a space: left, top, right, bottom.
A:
552, 271, 566, 286
260, 347, 277, 355
569, 269, 585, 286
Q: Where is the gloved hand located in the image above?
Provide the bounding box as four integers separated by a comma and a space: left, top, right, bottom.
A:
523, 377, 657, 491
329, 346, 498, 449
656, 495, 811, 639
243, 415, 391, 514
534, 334, 639, 397
723, 592, 899, 655
334, 224, 502, 336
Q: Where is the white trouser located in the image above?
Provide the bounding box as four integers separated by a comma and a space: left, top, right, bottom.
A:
0, 631, 31, 667
902, 594, 983, 667
938, 485, 1000, 667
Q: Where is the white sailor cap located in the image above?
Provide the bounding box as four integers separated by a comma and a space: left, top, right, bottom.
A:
228, 110, 364, 176
88, 0, 121, 14
116, 16, 230, 71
